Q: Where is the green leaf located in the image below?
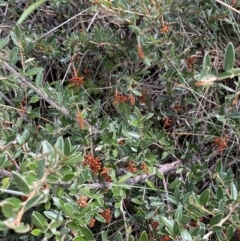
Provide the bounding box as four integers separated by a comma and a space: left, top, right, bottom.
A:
15, 25, 22, 39
166, 195, 178, 204
12, 171, 31, 194
10, 31, 18, 46
61, 154, 83, 165
17, 0, 48, 24
101, 231, 108, 241
64, 203, 75, 216
37, 159, 46, 179
13, 222, 30, 233
180, 229, 192, 241
217, 71, 233, 80
35, 71, 43, 88
31, 228, 43, 236
231, 183, 237, 200
27, 112, 40, 119
226, 225, 235, 240
16, 134, 24, 145
24, 42, 35, 55
216, 186, 224, 200
160, 216, 174, 233
209, 214, 223, 226
44, 211, 63, 221
49, 220, 63, 229
173, 221, 180, 235
73, 237, 87, 241
224, 42, 235, 71
128, 131, 140, 139
114, 232, 123, 241
175, 204, 182, 222
216, 161, 223, 173
26, 67, 43, 76
32, 211, 48, 229
229, 112, 240, 119
199, 189, 210, 206
42, 140, 54, 161
218, 83, 235, 92
56, 136, 64, 151
80, 226, 94, 240
9, 46, 19, 66
29, 96, 40, 104
128, 236, 134, 241
1, 198, 22, 219
5, 219, 30, 233
64, 138, 72, 156
139, 231, 148, 241
203, 52, 211, 69
129, 25, 142, 35
146, 180, 156, 189
2, 203, 19, 218
0, 37, 9, 50
131, 89, 142, 96
0, 222, 8, 231
24, 194, 48, 211
228, 68, 240, 75
143, 56, 151, 66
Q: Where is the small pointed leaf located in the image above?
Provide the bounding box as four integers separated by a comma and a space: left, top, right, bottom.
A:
224, 42, 235, 71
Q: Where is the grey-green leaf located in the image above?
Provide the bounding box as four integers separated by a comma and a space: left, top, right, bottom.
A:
139, 231, 148, 241
199, 189, 210, 206
32, 211, 48, 229
231, 183, 238, 200
224, 42, 235, 71
17, 0, 48, 25
0, 37, 9, 50
9, 47, 19, 66
12, 171, 31, 194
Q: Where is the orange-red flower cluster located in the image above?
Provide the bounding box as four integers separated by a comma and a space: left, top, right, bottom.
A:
161, 23, 170, 34
113, 92, 128, 105
83, 155, 102, 173
83, 155, 111, 181
70, 76, 84, 87
137, 45, 145, 59
162, 116, 172, 128
76, 112, 85, 129
186, 56, 195, 71
76, 195, 88, 207
101, 167, 111, 182
140, 162, 149, 174
19, 103, 26, 114
128, 94, 135, 106
212, 135, 228, 152
161, 235, 171, 241
126, 161, 138, 173
100, 208, 111, 223
151, 220, 159, 231
139, 88, 148, 104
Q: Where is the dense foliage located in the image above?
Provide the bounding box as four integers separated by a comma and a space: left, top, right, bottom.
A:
1, 0, 240, 240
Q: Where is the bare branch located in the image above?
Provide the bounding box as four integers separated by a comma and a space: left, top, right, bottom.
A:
3, 61, 71, 118
0, 169, 12, 178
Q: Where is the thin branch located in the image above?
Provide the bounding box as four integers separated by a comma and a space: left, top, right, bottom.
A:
3, 61, 71, 118
215, 0, 240, 15
0, 169, 12, 178
203, 202, 239, 239
0, 91, 27, 120
3, 61, 99, 132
